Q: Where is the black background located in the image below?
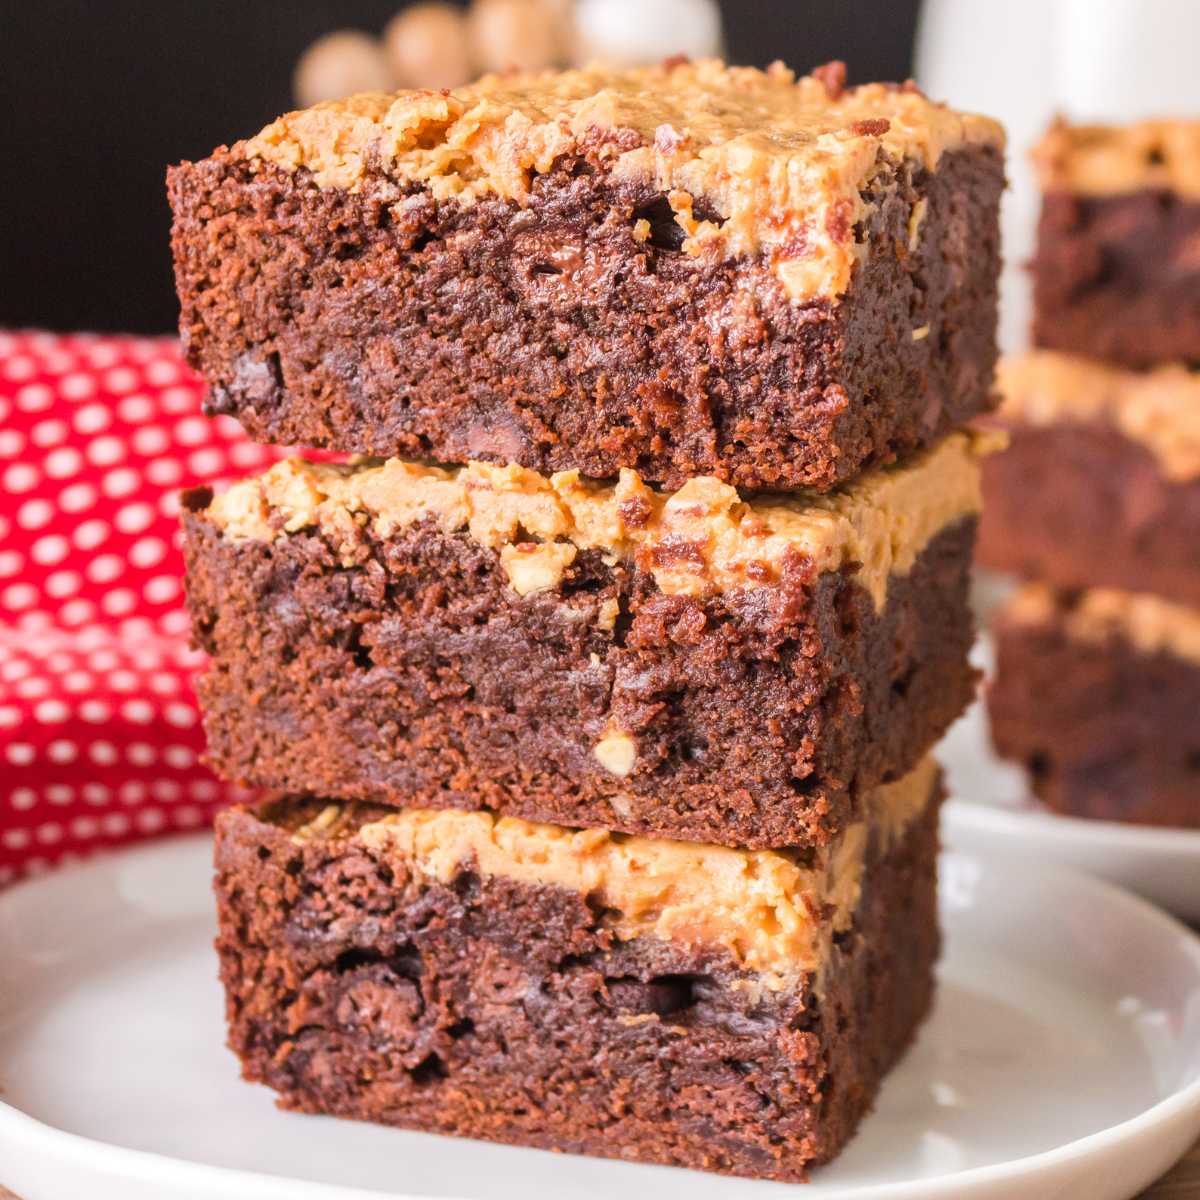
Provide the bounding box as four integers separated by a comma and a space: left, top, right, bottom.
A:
0, 0, 920, 334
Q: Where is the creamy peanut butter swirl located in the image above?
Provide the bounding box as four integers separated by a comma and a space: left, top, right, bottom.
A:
206, 431, 995, 611
291, 756, 938, 986
240, 58, 1003, 301
997, 350, 1200, 483
1034, 118, 1200, 198
1004, 583, 1200, 668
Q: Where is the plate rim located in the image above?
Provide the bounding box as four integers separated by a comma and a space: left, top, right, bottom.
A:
2, 837, 1200, 1200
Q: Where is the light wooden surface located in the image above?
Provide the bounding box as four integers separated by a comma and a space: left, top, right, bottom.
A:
1, 1139, 1198, 1199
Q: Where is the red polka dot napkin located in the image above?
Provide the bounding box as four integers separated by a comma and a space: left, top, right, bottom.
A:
0, 330, 287, 886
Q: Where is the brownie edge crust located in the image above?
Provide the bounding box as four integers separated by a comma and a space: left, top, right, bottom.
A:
213, 766, 942, 1181
168, 63, 1003, 490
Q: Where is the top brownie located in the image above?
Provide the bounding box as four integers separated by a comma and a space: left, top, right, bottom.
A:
169, 58, 1004, 490
1031, 119, 1200, 368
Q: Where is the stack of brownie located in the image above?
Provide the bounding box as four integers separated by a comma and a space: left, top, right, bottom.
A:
168, 59, 1004, 1180
979, 119, 1200, 828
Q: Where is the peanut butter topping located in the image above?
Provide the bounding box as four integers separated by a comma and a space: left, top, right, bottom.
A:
997, 351, 1200, 483
1033, 118, 1200, 198
206, 432, 993, 611
239, 58, 1003, 302
1003, 583, 1200, 668
335, 755, 939, 985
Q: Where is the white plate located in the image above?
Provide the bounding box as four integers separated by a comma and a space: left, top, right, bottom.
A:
2, 838, 1200, 1199
938, 636, 1200, 924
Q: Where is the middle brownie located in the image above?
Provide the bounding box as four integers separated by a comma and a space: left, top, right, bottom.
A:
183, 431, 989, 848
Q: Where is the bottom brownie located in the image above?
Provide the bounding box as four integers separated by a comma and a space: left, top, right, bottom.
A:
989, 583, 1200, 827
213, 759, 943, 1182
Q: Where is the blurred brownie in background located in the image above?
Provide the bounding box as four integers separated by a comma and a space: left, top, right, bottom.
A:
1030, 119, 1200, 369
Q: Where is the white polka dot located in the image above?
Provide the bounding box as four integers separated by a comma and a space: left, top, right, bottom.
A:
59, 600, 97, 628
156, 611, 190, 638
128, 537, 168, 569
73, 519, 109, 550
2, 583, 39, 611
36, 823, 64, 845
2, 356, 36, 381
59, 483, 98, 513
2, 828, 31, 850
10, 788, 36, 810
79, 700, 112, 723
16, 384, 53, 413
102, 468, 141, 498
107, 670, 138, 693
230, 441, 271, 467
82, 783, 111, 805
188, 447, 225, 476
118, 781, 146, 805
144, 360, 180, 385
1, 659, 29, 681
16, 677, 50, 699
101, 813, 130, 837
30, 422, 67, 452
71, 816, 100, 839
159, 492, 182, 518
43, 446, 84, 478
162, 744, 195, 769
174, 416, 210, 446
17, 499, 55, 530
0, 430, 25, 458
30, 535, 70, 566
149, 672, 181, 695
0, 550, 24, 577
3, 463, 40, 493
61, 669, 94, 692
0, 705, 21, 727
18, 611, 52, 634
87, 435, 126, 467
6, 743, 34, 765
46, 652, 74, 673
117, 395, 155, 423
175, 806, 204, 828
35, 700, 70, 723
45, 571, 82, 599
174, 645, 206, 669
45, 785, 74, 805
144, 576, 180, 604
88, 650, 119, 671
132, 425, 170, 456
83, 343, 119, 369
60, 373, 97, 400
152, 778, 182, 802
119, 617, 155, 641
88, 741, 118, 765
86, 555, 125, 584
47, 739, 78, 763
164, 702, 198, 728
101, 589, 138, 617
41, 350, 75, 374
122, 699, 155, 724
116, 502, 155, 534
146, 458, 183, 486
130, 650, 163, 673
188, 779, 218, 801
76, 627, 109, 652
161, 386, 198, 414
137, 808, 167, 833
73, 403, 110, 434
127, 742, 156, 766
104, 366, 139, 394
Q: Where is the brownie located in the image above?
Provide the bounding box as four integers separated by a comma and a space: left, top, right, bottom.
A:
213, 757, 943, 1182
976, 350, 1200, 607
988, 584, 1200, 827
168, 59, 1004, 491
1030, 119, 1200, 368
182, 432, 989, 848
